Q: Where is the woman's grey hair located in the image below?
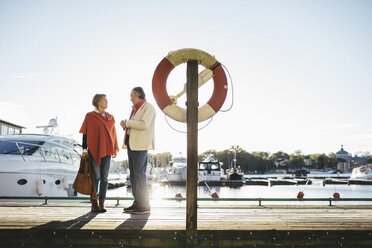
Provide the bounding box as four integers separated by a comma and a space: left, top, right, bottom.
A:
132, 87, 145, 99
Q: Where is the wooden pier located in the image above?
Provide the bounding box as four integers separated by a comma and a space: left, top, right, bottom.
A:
1, 201, 372, 247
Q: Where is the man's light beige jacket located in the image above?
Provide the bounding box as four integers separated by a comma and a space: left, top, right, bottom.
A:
122, 101, 156, 151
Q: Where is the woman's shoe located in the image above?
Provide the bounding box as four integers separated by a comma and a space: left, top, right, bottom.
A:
91, 199, 101, 212
99, 199, 107, 213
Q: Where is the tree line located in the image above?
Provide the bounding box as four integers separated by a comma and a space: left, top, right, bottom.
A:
121, 146, 372, 173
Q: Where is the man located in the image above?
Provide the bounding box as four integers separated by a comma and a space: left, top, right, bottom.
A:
121, 87, 156, 215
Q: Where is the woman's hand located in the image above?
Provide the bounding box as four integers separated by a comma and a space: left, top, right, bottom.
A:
112, 154, 117, 158
82, 149, 88, 157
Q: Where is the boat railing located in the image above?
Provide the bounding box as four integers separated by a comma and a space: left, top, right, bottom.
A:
14, 142, 26, 162
1, 196, 372, 206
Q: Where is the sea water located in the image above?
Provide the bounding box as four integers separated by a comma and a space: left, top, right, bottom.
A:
107, 182, 372, 206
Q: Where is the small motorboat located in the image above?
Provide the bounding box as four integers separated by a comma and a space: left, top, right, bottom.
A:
350, 165, 372, 180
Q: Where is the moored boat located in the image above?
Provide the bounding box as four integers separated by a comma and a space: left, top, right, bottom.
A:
0, 134, 81, 197
198, 155, 224, 183
350, 165, 372, 180
225, 150, 245, 186
226, 167, 244, 181
158, 155, 187, 185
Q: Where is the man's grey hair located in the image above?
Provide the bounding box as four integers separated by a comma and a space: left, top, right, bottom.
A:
132, 87, 146, 99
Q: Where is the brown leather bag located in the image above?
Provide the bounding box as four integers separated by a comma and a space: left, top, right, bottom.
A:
73, 153, 97, 199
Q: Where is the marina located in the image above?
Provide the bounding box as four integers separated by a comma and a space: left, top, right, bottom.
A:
1, 123, 371, 199
1, 1, 372, 247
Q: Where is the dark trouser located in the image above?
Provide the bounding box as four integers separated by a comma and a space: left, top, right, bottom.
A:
89, 152, 111, 200
127, 139, 150, 208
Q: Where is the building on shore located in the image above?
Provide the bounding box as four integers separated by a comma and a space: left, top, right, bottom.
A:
336, 145, 352, 172
0, 119, 25, 136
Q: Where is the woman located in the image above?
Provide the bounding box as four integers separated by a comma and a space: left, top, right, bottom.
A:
80, 94, 119, 212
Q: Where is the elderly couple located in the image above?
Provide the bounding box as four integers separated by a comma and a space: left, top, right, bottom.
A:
79, 87, 155, 215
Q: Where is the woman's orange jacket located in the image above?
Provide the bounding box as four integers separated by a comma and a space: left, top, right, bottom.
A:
79, 111, 119, 166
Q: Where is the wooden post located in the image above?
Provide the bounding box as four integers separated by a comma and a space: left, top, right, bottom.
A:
186, 60, 198, 247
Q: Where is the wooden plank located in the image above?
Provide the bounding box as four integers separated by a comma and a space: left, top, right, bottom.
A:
2, 203, 372, 230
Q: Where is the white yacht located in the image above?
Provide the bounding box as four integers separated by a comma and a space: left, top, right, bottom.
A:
350, 165, 372, 180
166, 156, 187, 183
0, 134, 81, 197
198, 155, 224, 182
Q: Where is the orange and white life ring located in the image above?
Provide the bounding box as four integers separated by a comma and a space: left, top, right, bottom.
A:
152, 48, 228, 123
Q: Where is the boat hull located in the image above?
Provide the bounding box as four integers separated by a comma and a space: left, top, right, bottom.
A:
0, 171, 77, 197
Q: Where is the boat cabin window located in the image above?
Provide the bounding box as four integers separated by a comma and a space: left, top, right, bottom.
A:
199, 163, 207, 170
51, 139, 73, 148
0, 139, 79, 164
59, 148, 73, 163
199, 162, 220, 171
210, 163, 220, 170
0, 140, 44, 155
41, 144, 62, 161
41, 142, 79, 164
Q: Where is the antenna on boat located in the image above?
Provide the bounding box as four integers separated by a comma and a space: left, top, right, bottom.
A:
36, 117, 58, 135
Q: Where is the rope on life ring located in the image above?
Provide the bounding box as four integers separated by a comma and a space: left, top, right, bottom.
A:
152, 48, 228, 123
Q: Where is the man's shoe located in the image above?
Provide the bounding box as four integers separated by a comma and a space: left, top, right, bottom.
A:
131, 206, 150, 215
123, 204, 137, 213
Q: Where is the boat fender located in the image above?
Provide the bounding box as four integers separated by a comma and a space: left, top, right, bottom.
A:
211, 192, 219, 198
152, 48, 228, 123
297, 191, 304, 199
36, 179, 43, 196
61, 176, 69, 190
333, 192, 340, 199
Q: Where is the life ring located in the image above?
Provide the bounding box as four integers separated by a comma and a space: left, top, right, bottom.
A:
152, 48, 228, 123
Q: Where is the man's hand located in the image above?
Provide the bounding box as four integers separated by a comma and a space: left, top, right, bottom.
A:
120, 119, 127, 130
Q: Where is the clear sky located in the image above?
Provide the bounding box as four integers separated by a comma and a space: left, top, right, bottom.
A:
1, 0, 371, 160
